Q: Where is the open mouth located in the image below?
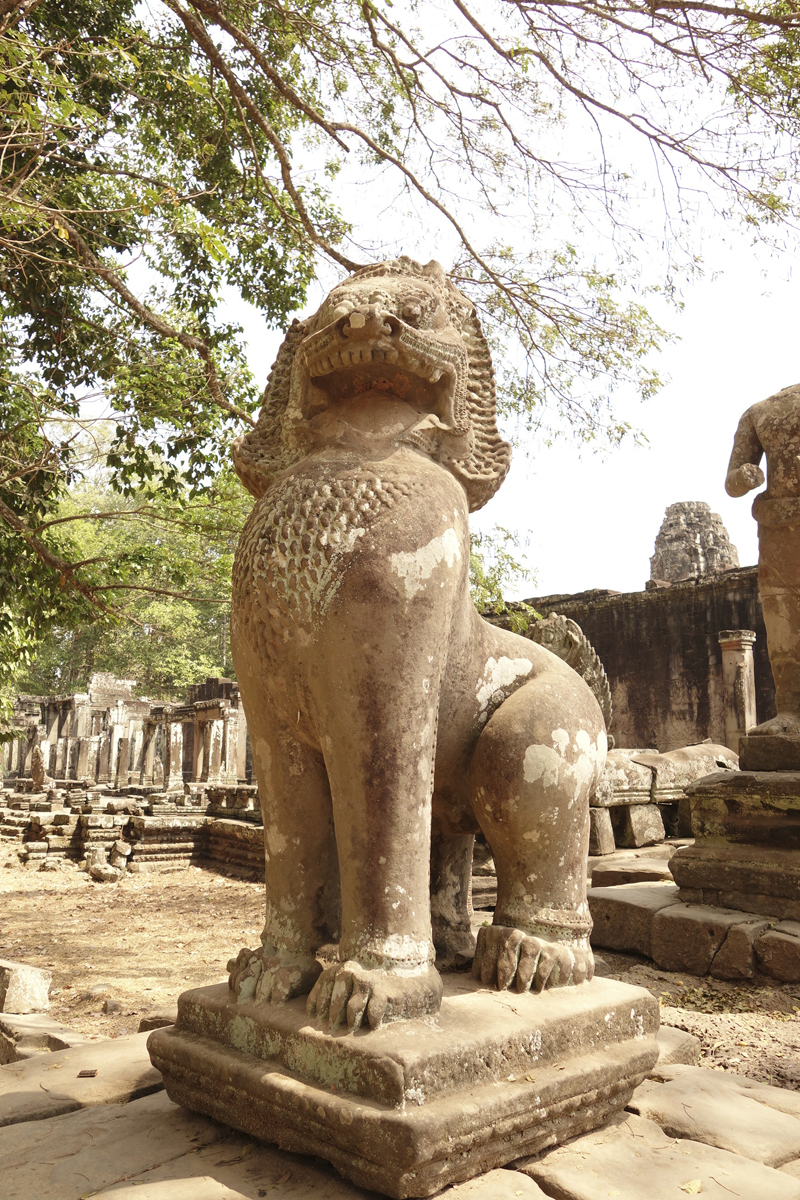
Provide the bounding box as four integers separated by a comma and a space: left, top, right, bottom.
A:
298, 309, 466, 431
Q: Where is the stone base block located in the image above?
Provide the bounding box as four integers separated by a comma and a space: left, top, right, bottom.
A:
588, 807, 615, 856
674, 770, 800, 920
672, 842, 800, 920
755, 923, 800, 982
739, 732, 800, 772
650, 903, 762, 975
147, 976, 659, 1199
0, 958, 51, 1014
612, 804, 665, 849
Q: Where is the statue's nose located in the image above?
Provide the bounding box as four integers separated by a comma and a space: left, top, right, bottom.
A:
342, 306, 391, 341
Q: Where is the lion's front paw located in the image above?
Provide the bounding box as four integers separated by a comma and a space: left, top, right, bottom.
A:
227, 945, 322, 1005
306, 960, 443, 1031
472, 925, 593, 993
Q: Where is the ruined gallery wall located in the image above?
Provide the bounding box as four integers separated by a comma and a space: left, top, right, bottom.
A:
524, 566, 776, 752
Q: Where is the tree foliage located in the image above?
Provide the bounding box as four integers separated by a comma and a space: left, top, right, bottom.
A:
2, 0, 800, 706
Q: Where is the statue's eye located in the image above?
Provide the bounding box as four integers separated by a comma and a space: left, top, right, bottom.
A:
403, 303, 422, 324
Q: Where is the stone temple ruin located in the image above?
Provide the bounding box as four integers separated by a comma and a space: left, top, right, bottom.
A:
649, 500, 739, 586
0, 673, 263, 879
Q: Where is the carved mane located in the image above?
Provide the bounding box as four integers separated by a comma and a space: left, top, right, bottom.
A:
232, 257, 511, 512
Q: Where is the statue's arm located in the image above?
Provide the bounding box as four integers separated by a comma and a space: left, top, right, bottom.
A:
725, 409, 765, 497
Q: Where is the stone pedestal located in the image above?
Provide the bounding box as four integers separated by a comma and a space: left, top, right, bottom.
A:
740, 730, 800, 771
671, 769, 800, 919
148, 975, 659, 1199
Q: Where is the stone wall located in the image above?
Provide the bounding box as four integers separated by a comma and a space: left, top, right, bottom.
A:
518, 566, 775, 751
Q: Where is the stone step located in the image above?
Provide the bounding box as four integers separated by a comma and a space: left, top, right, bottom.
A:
0, 1032, 163, 1126
588, 882, 800, 982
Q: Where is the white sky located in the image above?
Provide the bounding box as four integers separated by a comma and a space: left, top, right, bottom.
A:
227, 243, 797, 600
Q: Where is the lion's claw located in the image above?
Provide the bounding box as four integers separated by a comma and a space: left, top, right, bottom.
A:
473, 925, 593, 993
307, 961, 443, 1031
228, 945, 321, 1006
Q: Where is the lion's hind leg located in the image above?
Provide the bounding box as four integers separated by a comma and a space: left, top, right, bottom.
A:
467, 668, 606, 993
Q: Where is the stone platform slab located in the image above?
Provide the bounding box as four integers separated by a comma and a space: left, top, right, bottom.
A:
148, 975, 659, 1199
519, 1110, 800, 1200
629, 1063, 800, 1167
0, 1030, 163, 1125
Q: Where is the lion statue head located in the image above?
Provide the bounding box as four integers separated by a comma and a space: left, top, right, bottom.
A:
233, 257, 512, 511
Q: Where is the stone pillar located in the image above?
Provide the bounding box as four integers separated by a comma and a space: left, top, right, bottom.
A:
76, 738, 91, 782
115, 736, 131, 787
96, 733, 111, 784
203, 719, 224, 783
140, 723, 158, 785
130, 726, 144, 784
718, 629, 757, 755
193, 719, 206, 782
54, 737, 67, 779
165, 721, 184, 792
236, 706, 249, 782
222, 708, 239, 783
85, 736, 100, 784
108, 724, 123, 786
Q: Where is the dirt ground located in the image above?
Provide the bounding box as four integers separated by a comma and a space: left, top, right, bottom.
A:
2, 838, 800, 1089
0, 840, 263, 1039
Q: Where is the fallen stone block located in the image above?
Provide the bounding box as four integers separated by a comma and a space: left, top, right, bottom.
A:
0, 1031, 163, 1126
588, 882, 679, 956
89, 863, 122, 883
592, 751, 654, 807
650, 903, 755, 975
138, 1008, 178, 1033
629, 1064, 800, 1167
519, 1111, 800, 1200
0, 958, 51, 1014
0, 1014, 94, 1064
588, 807, 614, 856
655, 1025, 700, 1067
711, 916, 771, 980
756, 925, 800, 982
614, 803, 665, 848
591, 859, 673, 887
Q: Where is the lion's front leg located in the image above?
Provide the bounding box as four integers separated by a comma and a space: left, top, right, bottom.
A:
304, 507, 466, 1029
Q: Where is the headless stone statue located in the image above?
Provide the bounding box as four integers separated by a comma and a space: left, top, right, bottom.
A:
726, 382, 800, 745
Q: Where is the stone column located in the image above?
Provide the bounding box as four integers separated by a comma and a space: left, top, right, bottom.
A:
115, 735, 131, 787
85, 736, 100, 784
96, 733, 111, 783
718, 629, 757, 755
140, 723, 158, 786
203, 719, 224, 783
222, 708, 239, 783
76, 738, 91, 782
130, 726, 144, 784
236, 706, 249, 782
193, 719, 206, 782
165, 721, 184, 792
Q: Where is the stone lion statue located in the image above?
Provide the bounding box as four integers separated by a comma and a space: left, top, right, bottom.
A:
228, 257, 607, 1031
